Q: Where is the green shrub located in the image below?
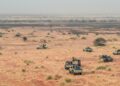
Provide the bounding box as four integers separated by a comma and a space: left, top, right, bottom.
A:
0, 46, 2, 50
22, 69, 26, 72
96, 66, 112, 71
0, 32, 4, 37
107, 68, 112, 71
47, 75, 53, 80
36, 44, 48, 49
96, 66, 107, 70
95, 33, 99, 35
94, 38, 106, 46
81, 37, 86, 40
65, 78, 72, 83
47, 33, 50, 35
24, 60, 34, 65
35, 66, 39, 69
41, 65, 44, 68
0, 34, 2, 37
15, 33, 21, 37
70, 37, 77, 40
23, 37, 27, 41
0, 52, 2, 55
14, 52, 18, 54
54, 75, 62, 80
112, 46, 116, 49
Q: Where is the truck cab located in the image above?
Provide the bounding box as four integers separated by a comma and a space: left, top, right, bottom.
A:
65, 61, 73, 70
99, 55, 113, 62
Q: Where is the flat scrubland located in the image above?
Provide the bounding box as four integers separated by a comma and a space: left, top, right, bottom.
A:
0, 27, 120, 86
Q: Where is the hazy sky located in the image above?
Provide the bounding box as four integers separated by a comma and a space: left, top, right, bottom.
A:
0, 0, 120, 16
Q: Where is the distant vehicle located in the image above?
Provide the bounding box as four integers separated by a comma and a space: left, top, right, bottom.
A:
83, 47, 93, 52
99, 55, 113, 62
113, 49, 120, 55
69, 65, 82, 75
65, 61, 73, 70
65, 57, 81, 70
65, 57, 82, 75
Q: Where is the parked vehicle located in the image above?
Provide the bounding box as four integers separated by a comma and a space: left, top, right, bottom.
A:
99, 55, 113, 62
83, 47, 93, 52
65, 57, 82, 75
113, 49, 120, 55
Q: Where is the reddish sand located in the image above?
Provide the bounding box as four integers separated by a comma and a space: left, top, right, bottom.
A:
0, 27, 120, 86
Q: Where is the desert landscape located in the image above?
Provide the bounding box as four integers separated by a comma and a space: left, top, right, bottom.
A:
0, 26, 120, 86
0, 0, 120, 86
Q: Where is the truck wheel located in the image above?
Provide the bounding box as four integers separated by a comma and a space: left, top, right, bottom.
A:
79, 73, 82, 75
65, 67, 68, 70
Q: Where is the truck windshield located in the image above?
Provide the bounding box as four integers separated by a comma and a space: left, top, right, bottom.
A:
75, 66, 80, 70
66, 62, 72, 64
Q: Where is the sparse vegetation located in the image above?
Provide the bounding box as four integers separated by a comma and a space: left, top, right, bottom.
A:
96, 66, 111, 71
112, 46, 116, 49
24, 60, 34, 65
0, 46, 2, 50
36, 44, 48, 49
91, 70, 95, 74
22, 69, 26, 72
113, 38, 118, 41
81, 36, 86, 40
70, 37, 77, 40
23, 36, 27, 41
14, 52, 17, 54
96, 66, 107, 70
47, 33, 50, 35
65, 78, 72, 83
95, 33, 99, 35
0, 34, 2, 37
0, 52, 2, 55
40, 39, 47, 43
35, 66, 39, 69
108, 68, 112, 71
54, 75, 62, 80
41, 65, 44, 68
62, 32, 66, 35
15, 33, 21, 37
0, 32, 4, 37
70, 30, 81, 36
47, 75, 53, 80
94, 38, 106, 46
0, 26, 120, 86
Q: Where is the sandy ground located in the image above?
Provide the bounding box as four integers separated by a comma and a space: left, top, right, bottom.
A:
0, 27, 120, 86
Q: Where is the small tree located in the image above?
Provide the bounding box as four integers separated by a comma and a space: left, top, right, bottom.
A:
94, 38, 106, 46
23, 37, 27, 41
0, 32, 4, 37
15, 33, 21, 37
